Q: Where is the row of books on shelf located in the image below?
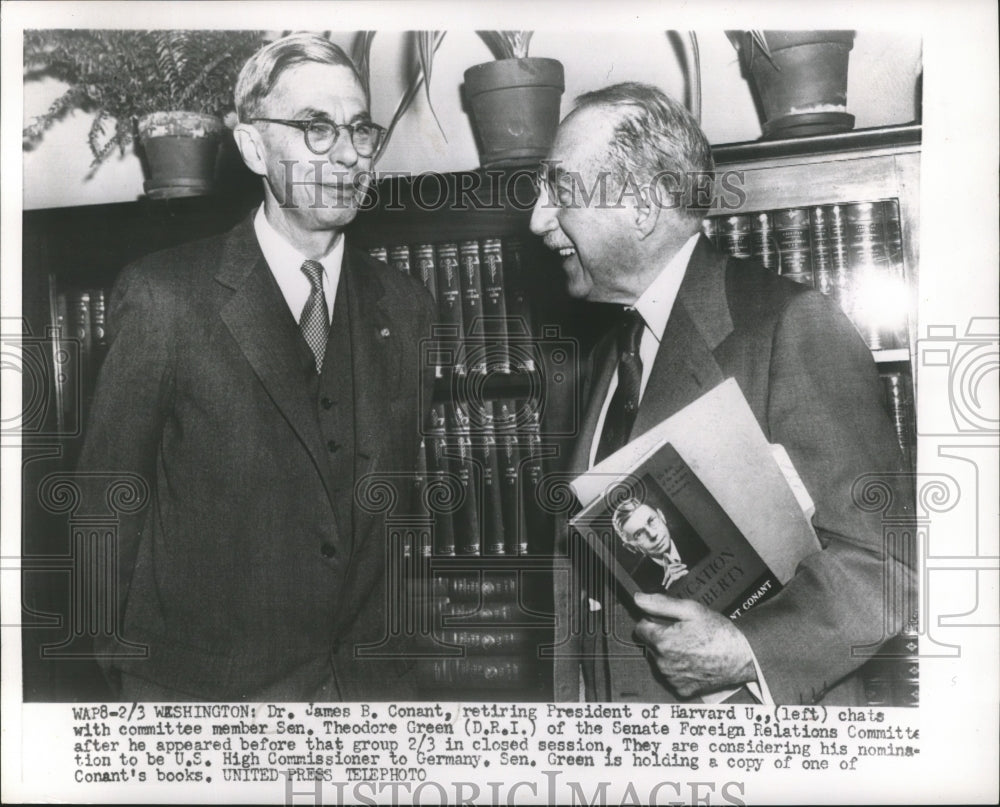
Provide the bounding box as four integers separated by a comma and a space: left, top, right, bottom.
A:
417, 572, 540, 692
880, 368, 916, 473
414, 398, 548, 558
703, 198, 909, 351
367, 236, 535, 376
47, 279, 108, 435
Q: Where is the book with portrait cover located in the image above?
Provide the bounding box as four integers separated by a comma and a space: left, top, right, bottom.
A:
571, 442, 782, 619
570, 378, 820, 586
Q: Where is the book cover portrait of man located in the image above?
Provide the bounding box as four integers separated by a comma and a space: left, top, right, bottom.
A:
612, 496, 692, 590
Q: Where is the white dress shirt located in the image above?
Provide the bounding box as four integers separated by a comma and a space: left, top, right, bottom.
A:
254, 205, 344, 325
588, 233, 700, 467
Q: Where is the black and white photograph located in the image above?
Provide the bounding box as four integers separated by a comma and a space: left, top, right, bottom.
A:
2, 1, 997, 804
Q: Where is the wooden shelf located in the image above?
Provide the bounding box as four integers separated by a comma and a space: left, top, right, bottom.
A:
873, 348, 911, 364
713, 124, 921, 165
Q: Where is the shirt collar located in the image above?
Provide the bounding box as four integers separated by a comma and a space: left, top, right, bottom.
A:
253, 204, 345, 287
632, 232, 701, 343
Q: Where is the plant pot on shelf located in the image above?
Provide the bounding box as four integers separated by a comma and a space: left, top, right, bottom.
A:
137, 111, 223, 199
748, 31, 855, 139
463, 58, 565, 168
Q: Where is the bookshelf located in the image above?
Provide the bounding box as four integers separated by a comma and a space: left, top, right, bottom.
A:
20, 125, 920, 705
348, 169, 579, 701
707, 124, 921, 706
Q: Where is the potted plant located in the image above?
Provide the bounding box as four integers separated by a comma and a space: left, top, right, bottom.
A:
350, 30, 447, 161
727, 30, 856, 139
23, 29, 265, 197
463, 32, 565, 168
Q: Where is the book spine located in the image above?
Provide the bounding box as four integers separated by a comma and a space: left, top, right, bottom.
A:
500, 238, 536, 372
426, 403, 456, 557
471, 401, 507, 556
717, 214, 751, 259
444, 571, 519, 602
447, 402, 481, 556
479, 238, 511, 373
387, 244, 413, 277
749, 211, 777, 272
68, 290, 94, 423
773, 207, 813, 286
437, 629, 530, 654
420, 655, 527, 687
411, 243, 439, 301
846, 201, 890, 349
89, 287, 109, 370
881, 370, 916, 473
434, 243, 466, 375
810, 206, 834, 296
883, 199, 905, 268
47, 277, 68, 434
880, 199, 909, 349
519, 401, 545, 554
495, 399, 528, 555
439, 601, 519, 622
827, 204, 852, 311
410, 437, 430, 559
458, 240, 487, 375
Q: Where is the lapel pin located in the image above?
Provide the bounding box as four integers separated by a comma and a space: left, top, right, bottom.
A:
379, 327, 391, 339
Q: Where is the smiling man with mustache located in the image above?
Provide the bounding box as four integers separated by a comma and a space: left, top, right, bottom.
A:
78, 33, 435, 701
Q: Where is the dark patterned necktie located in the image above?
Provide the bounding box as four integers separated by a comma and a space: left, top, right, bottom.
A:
299, 259, 330, 373
595, 308, 645, 464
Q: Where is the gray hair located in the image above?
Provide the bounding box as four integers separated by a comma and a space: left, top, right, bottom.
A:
572, 82, 714, 220
235, 32, 364, 122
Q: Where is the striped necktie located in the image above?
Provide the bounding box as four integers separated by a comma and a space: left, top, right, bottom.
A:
595, 308, 645, 463
299, 259, 330, 373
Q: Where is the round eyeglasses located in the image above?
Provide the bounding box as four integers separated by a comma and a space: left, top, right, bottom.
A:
246, 118, 385, 157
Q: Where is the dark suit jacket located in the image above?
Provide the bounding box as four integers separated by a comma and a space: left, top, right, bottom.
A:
78, 217, 436, 700
555, 236, 914, 705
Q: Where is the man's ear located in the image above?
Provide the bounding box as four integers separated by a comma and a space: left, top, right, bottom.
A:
633, 186, 661, 239
233, 123, 268, 177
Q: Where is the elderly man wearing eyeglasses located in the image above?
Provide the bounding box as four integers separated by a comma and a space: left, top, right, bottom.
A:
78, 33, 435, 701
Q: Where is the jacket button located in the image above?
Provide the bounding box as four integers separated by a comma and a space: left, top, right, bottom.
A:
320, 542, 337, 558
327, 440, 340, 453
321, 397, 333, 410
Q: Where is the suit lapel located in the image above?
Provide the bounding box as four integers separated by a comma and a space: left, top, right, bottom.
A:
569, 334, 617, 475
631, 299, 726, 436
632, 236, 732, 436
215, 218, 340, 515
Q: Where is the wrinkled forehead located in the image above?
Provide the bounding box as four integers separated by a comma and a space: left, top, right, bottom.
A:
547, 105, 620, 173
264, 62, 368, 118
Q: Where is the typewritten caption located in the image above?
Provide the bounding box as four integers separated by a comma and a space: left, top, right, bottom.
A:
46, 701, 921, 802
